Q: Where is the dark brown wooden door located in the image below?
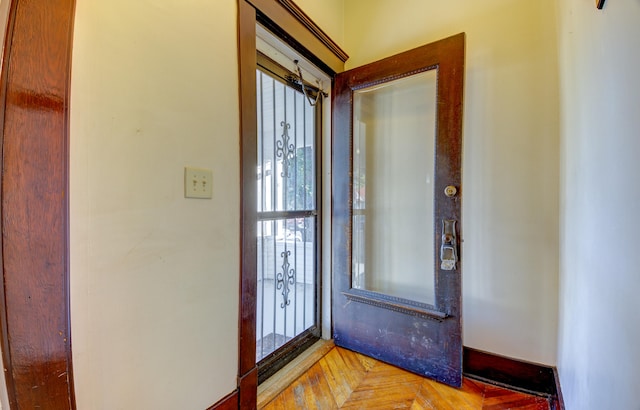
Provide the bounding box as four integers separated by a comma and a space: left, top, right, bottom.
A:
332, 33, 465, 387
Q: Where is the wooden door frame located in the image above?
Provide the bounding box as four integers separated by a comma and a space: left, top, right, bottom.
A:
237, 1, 346, 407
0, 0, 76, 408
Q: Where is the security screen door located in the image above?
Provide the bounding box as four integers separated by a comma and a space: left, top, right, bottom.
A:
332, 33, 465, 387
255, 54, 322, 382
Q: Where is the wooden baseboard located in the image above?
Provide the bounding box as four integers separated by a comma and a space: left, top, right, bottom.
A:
207, 390, 238, 410
551, 367, 565, 410
463, 346, 563, 408
239, 367, 258, 410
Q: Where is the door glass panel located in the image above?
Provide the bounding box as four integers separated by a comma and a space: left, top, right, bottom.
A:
352, 69, 437, 306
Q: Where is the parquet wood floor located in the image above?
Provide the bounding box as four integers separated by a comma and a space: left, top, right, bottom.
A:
260, 347, 551, 410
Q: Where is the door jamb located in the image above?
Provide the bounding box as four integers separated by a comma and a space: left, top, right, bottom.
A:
237, 0, 346, 407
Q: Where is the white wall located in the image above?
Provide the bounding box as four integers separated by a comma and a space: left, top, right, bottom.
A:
556, 0, 640, 408
344, 0, 561, 365
70, 0, 239, 408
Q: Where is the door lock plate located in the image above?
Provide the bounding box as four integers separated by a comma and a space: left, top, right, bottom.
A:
440, 219, 458, 271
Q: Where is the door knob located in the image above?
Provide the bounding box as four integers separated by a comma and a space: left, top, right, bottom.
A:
444, 185, 457, 197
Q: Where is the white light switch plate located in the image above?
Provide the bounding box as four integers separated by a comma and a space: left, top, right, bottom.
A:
184, 167, 213, 199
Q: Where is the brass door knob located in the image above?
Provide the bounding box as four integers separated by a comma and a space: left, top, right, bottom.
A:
444, 185, 457, 197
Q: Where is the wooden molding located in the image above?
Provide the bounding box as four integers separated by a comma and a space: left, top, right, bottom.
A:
245, 0, 346, 74
237, 0, 258, 382
0, 3, 18, 405
238, 367, 258, 410
276, 0, 348, 62
207, 390, 239, 410
0, 0, 77, 408
551, 367, 565, 410
463, 347, 562, 406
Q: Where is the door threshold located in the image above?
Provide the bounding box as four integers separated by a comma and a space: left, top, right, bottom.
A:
257, 339, 335, 409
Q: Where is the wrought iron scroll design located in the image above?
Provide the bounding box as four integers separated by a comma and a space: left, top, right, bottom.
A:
276, 121, 295, 178
276, 249, 296, 308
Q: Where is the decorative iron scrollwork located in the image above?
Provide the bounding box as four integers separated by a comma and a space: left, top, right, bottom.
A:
276, 249, 296, 308
276, 121, 295, 178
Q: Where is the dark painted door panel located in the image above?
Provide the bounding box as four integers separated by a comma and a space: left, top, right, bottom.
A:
332, 33, 465, 387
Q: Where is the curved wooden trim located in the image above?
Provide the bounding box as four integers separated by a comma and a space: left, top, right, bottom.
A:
0, 1, 19, 404
0, 0, 76, 408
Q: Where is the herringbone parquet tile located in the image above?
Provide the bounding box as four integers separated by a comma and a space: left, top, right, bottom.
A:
260, 347, 551, 410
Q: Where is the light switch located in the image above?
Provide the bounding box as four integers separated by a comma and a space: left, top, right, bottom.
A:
184, 167, 213, 199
